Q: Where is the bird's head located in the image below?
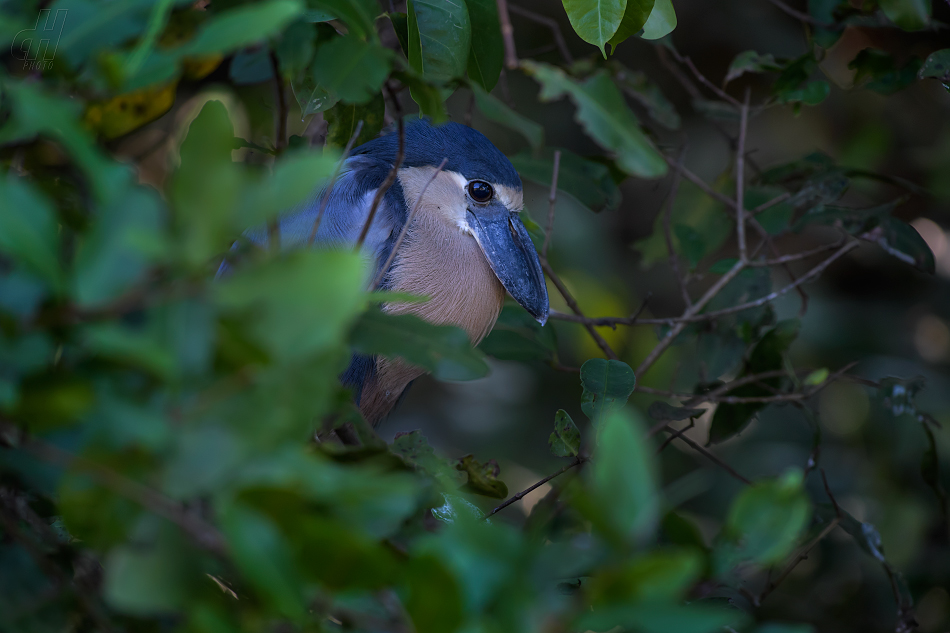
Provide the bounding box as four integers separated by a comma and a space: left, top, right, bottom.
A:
357, 120, 550, 325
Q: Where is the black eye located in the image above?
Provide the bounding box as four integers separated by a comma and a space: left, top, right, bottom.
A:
467, 180, 494, 203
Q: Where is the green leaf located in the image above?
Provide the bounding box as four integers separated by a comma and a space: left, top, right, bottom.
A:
607, 0, 654, 52
178, 0, 304, 57
324, 94, 386, 149
647, 401, 706, 422
311, 36, 393, 104
510, 148, 622, 213
708, 319, 799, 443
220, 504, 306, 618
661, 512, 708, 551
73, 186, 164, 307
919, 49, 950, 82
103, 517, 198, 615
237, 150, 341, 229
391, 430, 465, 486
713, 469, 811, 575
561, 0, 627, 57
611, 62, 680, 129
755, 625, 816, 633
478, 303, 557, 361
349, 308, 490, 381
215, 250, 368, 360
524, 63, 667, 178
641, 0, 676, 39
0, 177, 63, 291
848, 48, 921, 95
390, 11, 410, 55
470, 83, 544, 150
580, 358, 637, 423
872, 216, 936, 273
405, 554, 464, 633
456, 454, 508, 498
578, 599, 746, 633
394, 69, 450, 123
673, 223, 705, 268
465, 0, 503, 91
588, 548, 703, 604
588, 408, 658, 543
725, 50, 783, 85
408, 0, 471, 83
803, 368, 829, 385
879, 0, 930, 31
308, 0, 379, 39
549, 409, 581, 457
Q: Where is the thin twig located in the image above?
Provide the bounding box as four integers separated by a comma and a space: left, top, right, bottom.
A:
750, 191, 790, 216
308, 120, 365, 243
508, 4, 574, 64
371, 158, 448, 289
748, 239, 847, 267
486, 457, 582, 518
270, 51, 288, 155
496, 0, 518, 69
656, 420, 695, 454
543, 261, 619, 360
759, 517, 841, 603
736, 88, 750, 262
669, 49, 742, 108
664, 146, 692, 308
665, 430, 752, 485
664, 156, 738, 209
357, 117, 405, 247
765, 0, 828, 26
542, 150, 561, 259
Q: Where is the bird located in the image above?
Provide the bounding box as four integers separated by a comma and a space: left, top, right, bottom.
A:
234, 119, 549, 427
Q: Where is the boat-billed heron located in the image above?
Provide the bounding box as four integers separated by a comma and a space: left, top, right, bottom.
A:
238, 119, 549, 426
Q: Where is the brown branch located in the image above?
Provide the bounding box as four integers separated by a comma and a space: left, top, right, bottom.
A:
664, 147, 692, 308
736, 89, 751, 262
372, 157, 448, 289
357, 116, 405, 247
764, 0, 827, 26
486, 456, 583, 518
668, 48, 742, 108
664, 429, 752, 485
495, 0, 518, 69
543, 261, 619, 360
750, 191, 790, 216
308, 119, 366, 243
508, 4, 574, 65
664, 155, 738, 209
542, 149, 561, 259
269, 51, 288, 155
748, 239, 847, 267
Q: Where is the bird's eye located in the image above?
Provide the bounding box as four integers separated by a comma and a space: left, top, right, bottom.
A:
467, 180, 494, 203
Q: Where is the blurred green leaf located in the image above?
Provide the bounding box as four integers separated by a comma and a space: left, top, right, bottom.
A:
0, 177, 62, 292
524, 63, 667, 178
103, 517, 198, 615
179, 0, 304, 56
408, 0, 471, 83
580, 358, 637, 423
661, 511, 708, 551
848, 48, 921, 94
479, 303, 557, 361
803, 368, 829, 385
237, 150, 341, 228
587, 408, 659, 544
755, 625, 816, 633
578, 602, 747, 633
641, 0, 676, 39
406, 554, 464, 633
725, 50, 783, 84
879, 0, 930, 31
607, 0, 655, 52
562, 0, 625, 57
350, 308, 490, 380
611, 62, 681, 129
276, 19, 316, 79
470, 83, 544, 150
713, 469, 811, 574
648, 401, 706, 422
308, 0, 379, 39
324, 95, 386, 149
549, 409, 581, 457
673, 223, 706, 268
311, 37, 393, 104
589, 548, 703, 604
510, 148, 622, 213
872, 216, 936, 273
466, 0, 503, 91
457, 454, 508, 498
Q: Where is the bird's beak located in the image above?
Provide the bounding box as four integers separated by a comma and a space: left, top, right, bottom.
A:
467, 201, 549, 325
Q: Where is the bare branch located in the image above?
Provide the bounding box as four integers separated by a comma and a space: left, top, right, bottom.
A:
308, 119, 366, 243
508, 4, 574, 64
357, 116, 405, 247
749, 239, 847, 267
496, 0, 518, 69
736, 89, 751, 262
664, 147, 692, 308
542, 261, 620, 360
664, 429, 752, 485
542, 149, 561, 259
486, 457, 583, 518
758, 517, 841, 603
372, 157, 449, 289
750, 191, 790, 216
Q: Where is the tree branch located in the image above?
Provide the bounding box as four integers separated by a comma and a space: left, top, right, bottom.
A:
357, 116, 405, 247
495, 0, 518, 69
485, 457, 583, 518
508, 5, 574, 65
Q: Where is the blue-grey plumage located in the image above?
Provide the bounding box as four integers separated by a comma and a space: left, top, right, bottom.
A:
234, 119, 549, 425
